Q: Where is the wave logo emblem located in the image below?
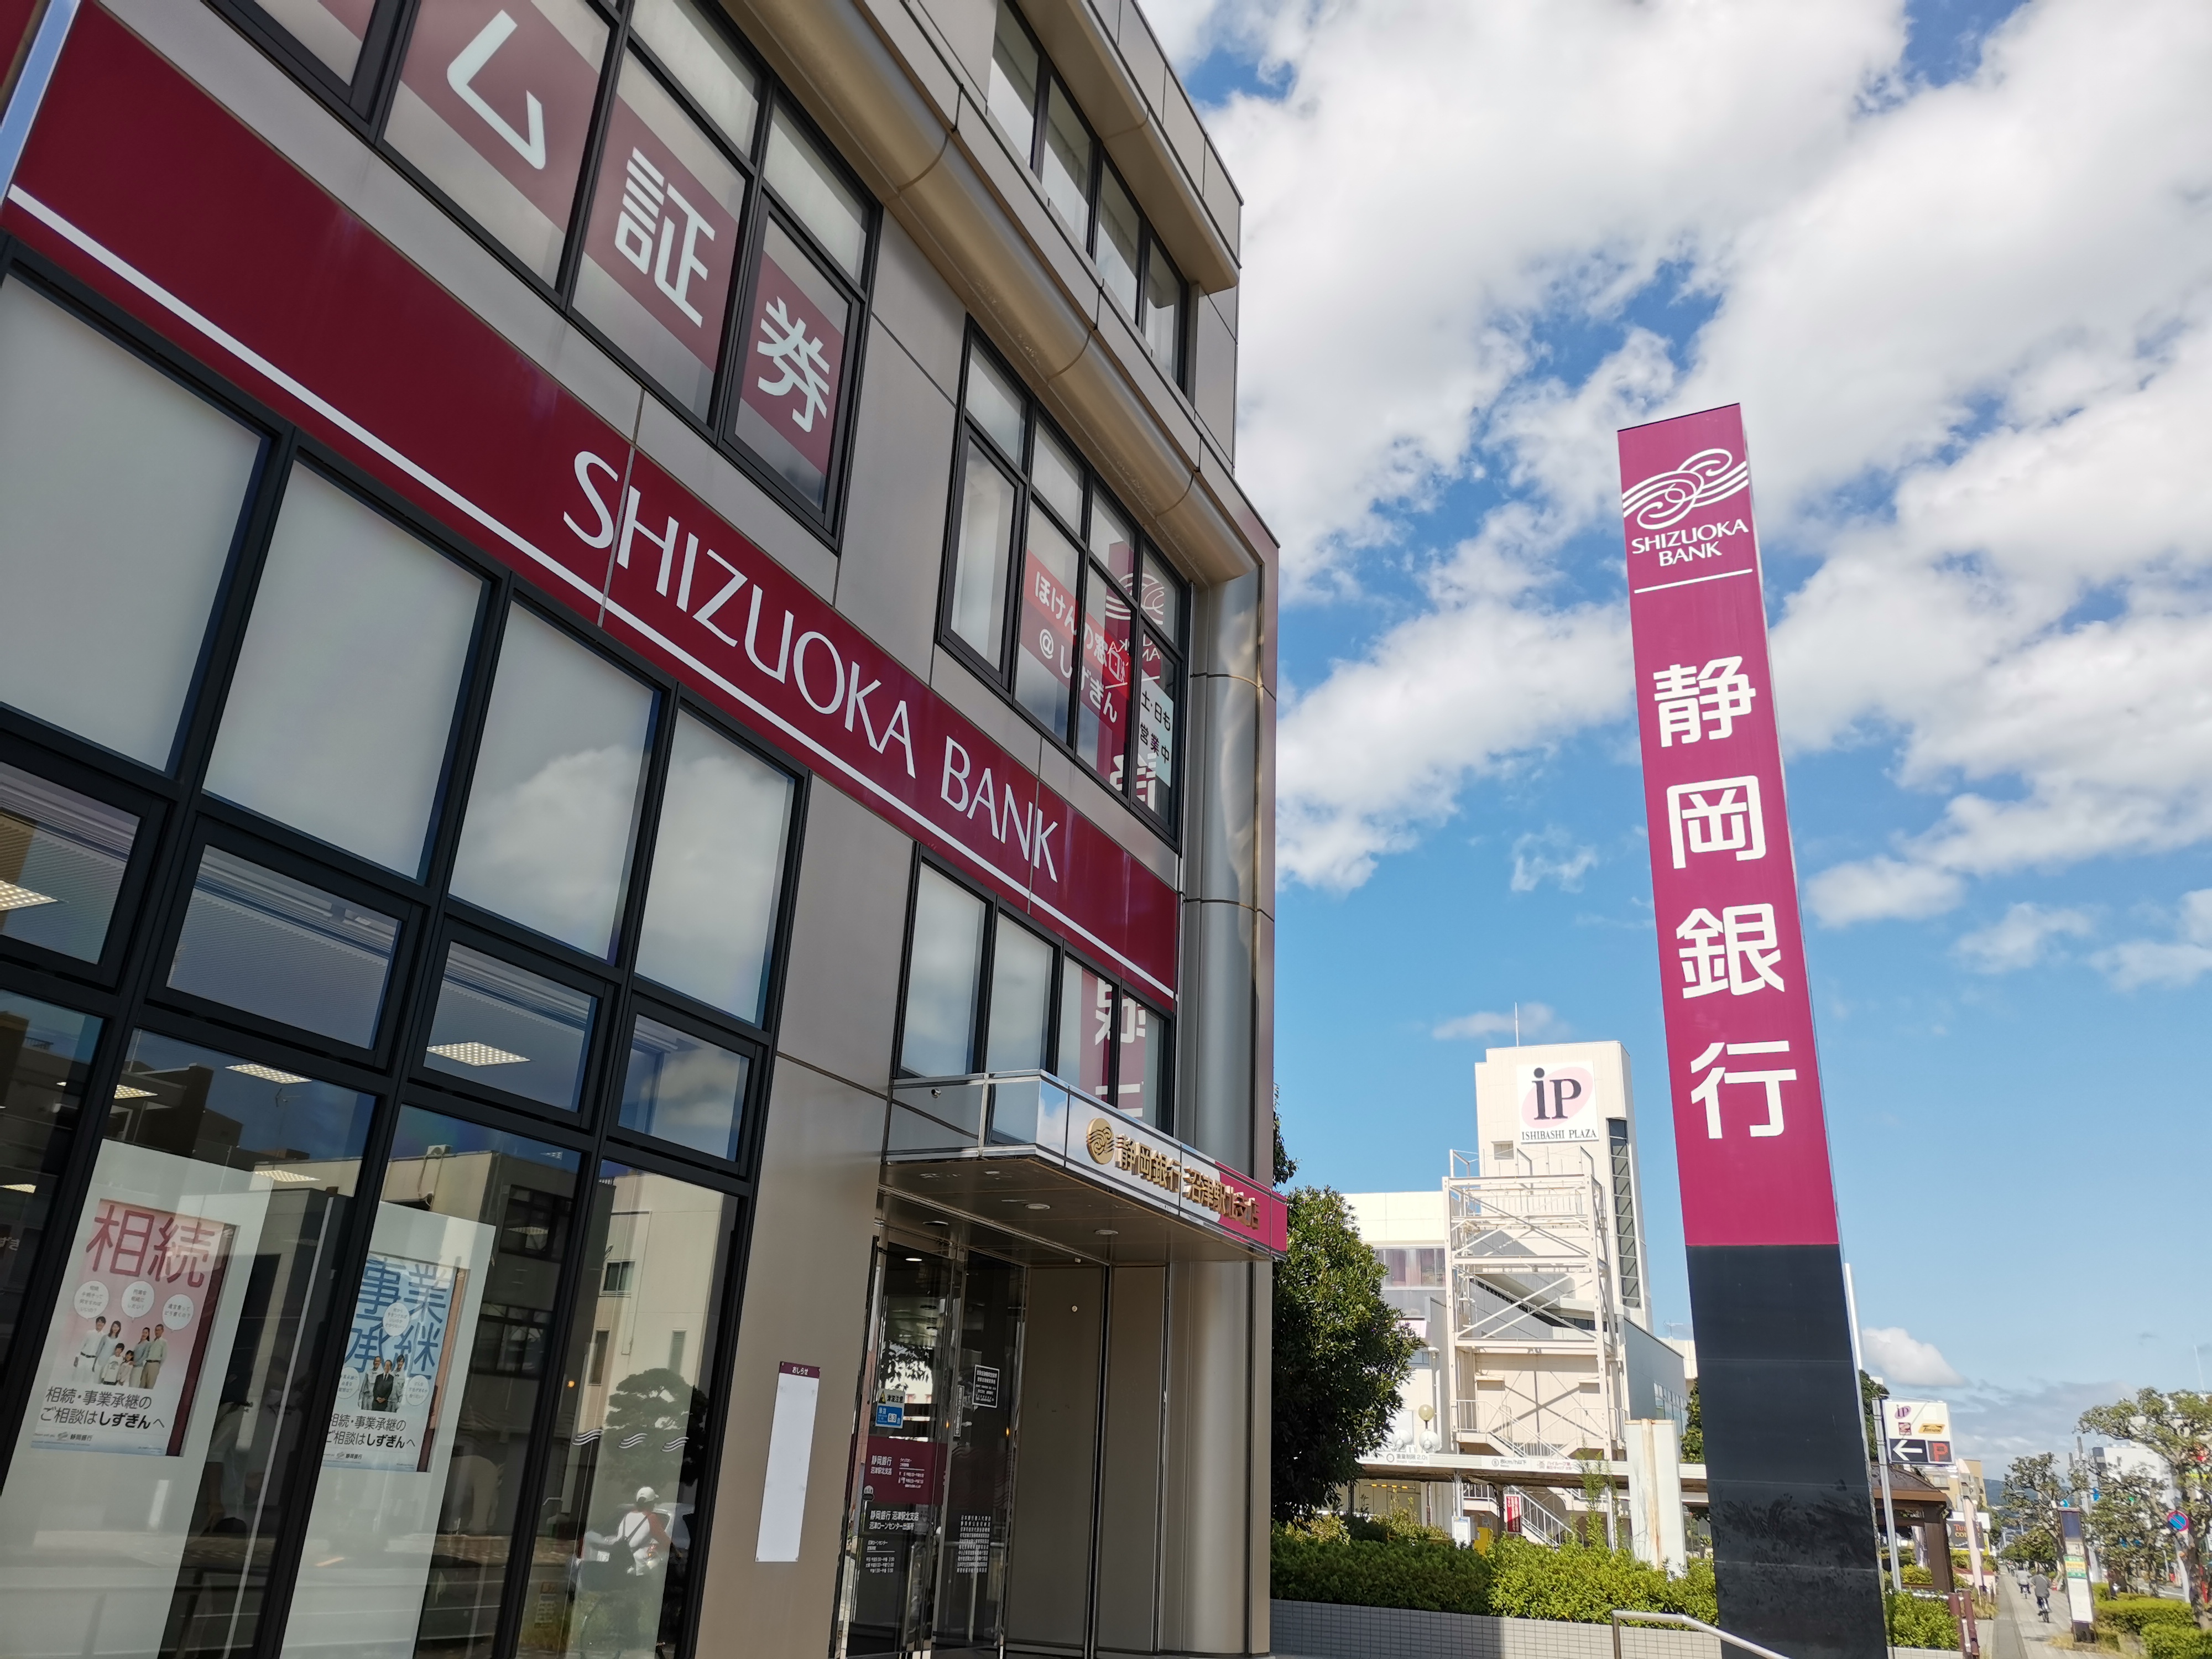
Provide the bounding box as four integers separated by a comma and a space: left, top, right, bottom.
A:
1622, 447, 1750, 531
1086, 1119, 1117, 1162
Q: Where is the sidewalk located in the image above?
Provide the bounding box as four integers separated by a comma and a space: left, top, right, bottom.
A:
1986, 1572, 2067, 1659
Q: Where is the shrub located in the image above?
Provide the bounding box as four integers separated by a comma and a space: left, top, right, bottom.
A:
2144, 1625, 2212, 1659
1885, 1593, 1960, 1651
1902, 1564, 1935, 1587
2101, 1597, 2199, 1636
1483, 1537, 1718, 1625
1270, 1524, 1492, 1615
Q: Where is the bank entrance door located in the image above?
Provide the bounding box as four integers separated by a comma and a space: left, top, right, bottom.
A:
842, 1244, 1026, 1658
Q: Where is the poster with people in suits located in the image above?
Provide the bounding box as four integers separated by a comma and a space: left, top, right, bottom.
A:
324, 1251, 466, 1473
30, 1197, 233, 1455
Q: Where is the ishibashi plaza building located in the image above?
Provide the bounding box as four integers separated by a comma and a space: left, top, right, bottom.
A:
0, 2, 1282, 1657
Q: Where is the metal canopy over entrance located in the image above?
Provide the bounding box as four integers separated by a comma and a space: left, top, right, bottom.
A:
881, 1073, 1285, 1266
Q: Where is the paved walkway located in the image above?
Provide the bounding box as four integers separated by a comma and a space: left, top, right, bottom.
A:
1985, 1572, 2067, 1659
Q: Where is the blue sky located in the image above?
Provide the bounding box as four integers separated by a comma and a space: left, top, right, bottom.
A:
1146, 0, 2212, 1459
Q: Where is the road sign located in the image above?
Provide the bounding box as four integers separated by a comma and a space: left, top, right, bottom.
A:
2171, 1511, 2190, 1533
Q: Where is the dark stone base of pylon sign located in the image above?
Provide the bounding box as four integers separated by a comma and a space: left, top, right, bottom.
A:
1688, 1244, 1887, 1659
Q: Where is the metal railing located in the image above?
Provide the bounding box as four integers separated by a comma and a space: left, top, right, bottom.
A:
1610, 1609, 1793, 1659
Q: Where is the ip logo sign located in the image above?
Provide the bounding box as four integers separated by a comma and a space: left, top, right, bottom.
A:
1519, 1063, 1600, 1145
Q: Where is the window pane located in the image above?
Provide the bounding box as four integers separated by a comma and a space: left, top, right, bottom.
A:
621, 1016, 749, 1160
983, 924, 1052, 1073
1013, 512, 1079, 734
387, 0, 609, 283
0, 1032, 371, 1659
1418, 1248, 1446, 1287
1040, 81, 1093, 239
0, 992, 101, 1376
963, 348, 1025, 460
1115, 996, 1161, 1126
631, 0, 759, 152
575, 53, 749, 418
986, 3, 1040, 160
900, 867, 984, 1076
765, 106, 868, 280
636, 714, 794, 1024
452, 605, 655, 958
255, 0, 375, 79
205, 465, 482, 875
732, 220, 852, 510
1089, 494, 1136, 589
1141, 547, 1185, 646
1095, 168, 1140, 320
0, 762, 137, 961
0, 280, 260, 769
1056, 963, 1110, 1099
425, 943, 598, 1112
1077, 567, 1131, 790
523, 1164, 737, 1659
948, 444, 1016, 664
1135, 634, 1177, 819
1141, 241, 1184, 381
1030, 423, 1082, 530
281, 1108, 583, 1659
168, 848, 399, 1047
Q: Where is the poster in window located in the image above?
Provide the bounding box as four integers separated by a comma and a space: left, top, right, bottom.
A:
29, 1197, 234, 1456
323, 1251, 467, 1473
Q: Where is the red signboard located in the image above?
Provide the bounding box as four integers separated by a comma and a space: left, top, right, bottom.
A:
3, 7, 1175, 1001
1619, 406, 1839, 1248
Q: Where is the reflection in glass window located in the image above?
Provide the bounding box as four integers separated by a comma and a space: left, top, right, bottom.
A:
0, 762, 137, 961
283, 1108, 583, 1659
622, 1017, 750, 1161
1077, 571, 1131, 789
1095, 168, 1141, 321
1090, 495, 1137, 589
900, 867, 984, 1076
523, 1164, 738, 1659
1115, 994, 1162, 1126
0, 992, 101, 1376
764, 106, 868, 279
983, 923, 1052, 1074
630, 0, 759, 153
1013, 513, 1079, 734
425, 944, 598, 1112
206, 465, 482, 877
985, 5, 1040, 160
0, 1031, 372, 1659
1142, 242, 1185, 382
385, 0, 610, 283
948, 445, 1017, 664
1029, 424, 1082, 529
255, 0, 374, 80
732, 220, 851, 509
1135, 634, 1177, 820
451, 605, 655, 959
1040, 81, 1093, 239
575, 53, 750, 418
168, 848, 399, 1047
963, 348, 1024, 461
635, 715, 794, 1024
0, 279, 260, 770
1057, 962, 1109, 1099
1141, 548, 1185, 646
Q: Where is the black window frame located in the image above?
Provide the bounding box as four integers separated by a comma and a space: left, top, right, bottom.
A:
890, 849, 1172, 1135
938, 330, 1189, 841
0, 243, 802, 1659
204, 0, 880, 546
987, 0, 1190, 390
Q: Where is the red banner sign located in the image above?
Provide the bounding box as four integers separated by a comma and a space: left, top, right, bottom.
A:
1619, 406, 1839, 1248
3, 7, 1176, 1001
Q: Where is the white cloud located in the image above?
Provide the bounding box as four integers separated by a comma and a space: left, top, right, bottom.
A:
1862, 1326, 1965, 1387
1172, 0, 2212, 909
1510, 827, 1598, 893
1433, 1000, 1563, 1041
2093, 889, 2212, 988
1953, 902, 2094, 973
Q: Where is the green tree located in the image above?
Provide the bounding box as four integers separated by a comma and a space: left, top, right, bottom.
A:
1678, 1381, 1703, 1462
1862, 1370, 1890, 1455
1272, 1088, 1298, 1186
2090, 1468, 2173, 1597
2079, 1389, 2212, 1624
1272, 1186, 1415, 1520
2000, 1453, 2065, 1572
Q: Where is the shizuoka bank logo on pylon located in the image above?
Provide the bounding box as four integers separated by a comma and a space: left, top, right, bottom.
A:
1621, 447, 1751, 567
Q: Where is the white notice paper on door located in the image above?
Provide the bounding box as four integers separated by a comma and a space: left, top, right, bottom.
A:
755, 1361, 821, 1562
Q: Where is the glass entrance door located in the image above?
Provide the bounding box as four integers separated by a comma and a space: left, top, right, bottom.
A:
839, 1245, 1025, 1659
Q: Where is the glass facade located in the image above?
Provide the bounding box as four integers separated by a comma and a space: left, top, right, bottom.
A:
0, 270, 792, 1659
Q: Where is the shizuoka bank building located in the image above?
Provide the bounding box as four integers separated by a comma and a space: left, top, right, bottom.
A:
0, 2, 1282, 1658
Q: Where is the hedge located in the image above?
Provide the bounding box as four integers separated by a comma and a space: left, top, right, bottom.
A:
2100, 1598, 2201, 1636
1270, 1524, 1716, 1624
1270, 1526, 1491, 1614
2145, 1626, 2212, 1659
1485, 1538, 1718, 1624
1885, 1593, 1960, 1652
